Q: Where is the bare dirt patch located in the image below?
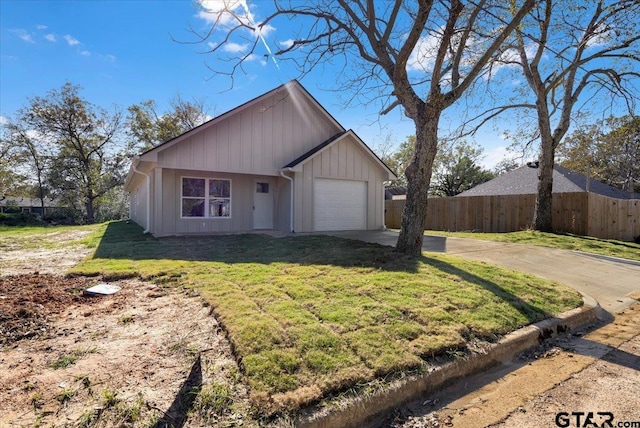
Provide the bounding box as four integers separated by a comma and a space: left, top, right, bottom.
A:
0, 229, 94, 276
0, 230, 254, 427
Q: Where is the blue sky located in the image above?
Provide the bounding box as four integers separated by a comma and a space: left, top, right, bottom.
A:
0, 0, 563, 169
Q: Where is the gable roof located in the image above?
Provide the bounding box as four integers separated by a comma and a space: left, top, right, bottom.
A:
137, 80, 344, 160
283, 130, 397, 180
457, 164, 639, 199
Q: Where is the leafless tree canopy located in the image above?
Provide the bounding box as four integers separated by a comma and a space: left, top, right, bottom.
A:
190, 0, 537, 255
192, 0, 536, 115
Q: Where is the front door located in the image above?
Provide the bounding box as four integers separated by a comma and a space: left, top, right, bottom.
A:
253, 180, 274, 229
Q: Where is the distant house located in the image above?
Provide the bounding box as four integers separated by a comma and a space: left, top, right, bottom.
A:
124, 80, 396, 236
457, 163, 640, 199
0, 196, 62, 216
384, 186, 407, 200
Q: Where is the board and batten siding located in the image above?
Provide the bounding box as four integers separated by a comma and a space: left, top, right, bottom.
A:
150, 168, 290, 236
294, 134, 386, 232
155, 87, 341, 176
128, 174, 148, 230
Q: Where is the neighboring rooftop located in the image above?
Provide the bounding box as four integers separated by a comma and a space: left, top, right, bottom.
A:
457, 163, 640, 199
0, 196, 61, 207
385, 186, 407, 200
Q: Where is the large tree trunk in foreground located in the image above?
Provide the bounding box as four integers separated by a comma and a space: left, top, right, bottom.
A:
532, 116, 556, 232
396, 114, 440, 257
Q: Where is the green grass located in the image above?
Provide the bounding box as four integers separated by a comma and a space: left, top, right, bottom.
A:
50, 349, 97, 370
63, 221, 582, 417
424, 229, 640, 262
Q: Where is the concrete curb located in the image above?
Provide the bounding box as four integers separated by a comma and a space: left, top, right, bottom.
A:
296, 296, 602, 428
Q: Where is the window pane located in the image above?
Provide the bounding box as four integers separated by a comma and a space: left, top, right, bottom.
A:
210, 179, 230, 198
256, 182, 269, 193
209, 199, 230, 217
183, 178, 205, 197
182, 198, 205, 217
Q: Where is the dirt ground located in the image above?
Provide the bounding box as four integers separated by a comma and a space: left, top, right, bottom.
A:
492, 333, 640, 428
0, 229, 94, 276
0, 230, 253, 427
384, 306, 640, 428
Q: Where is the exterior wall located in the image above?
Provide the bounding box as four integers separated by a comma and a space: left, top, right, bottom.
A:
275, 176, 292, 232
294, 135, 387, 232
130, 181, 148, 229
151, 168, 288, 236
127, 172, 149, 230
153, 85, 341, 176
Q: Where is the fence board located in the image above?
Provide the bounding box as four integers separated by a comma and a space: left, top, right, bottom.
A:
385, 192, 639, 242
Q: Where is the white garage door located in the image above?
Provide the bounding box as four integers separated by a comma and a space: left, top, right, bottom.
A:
314, 178, 367, 231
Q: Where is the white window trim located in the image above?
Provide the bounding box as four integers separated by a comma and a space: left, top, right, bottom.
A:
180, 176, 232, 219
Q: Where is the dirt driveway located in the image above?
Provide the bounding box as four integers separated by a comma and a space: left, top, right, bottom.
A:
0, 229, 253, 427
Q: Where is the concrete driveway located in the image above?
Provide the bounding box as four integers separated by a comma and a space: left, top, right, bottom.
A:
325, 230, 640, 314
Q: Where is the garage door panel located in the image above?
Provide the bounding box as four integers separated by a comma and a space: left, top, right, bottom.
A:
314, 179, 366, 231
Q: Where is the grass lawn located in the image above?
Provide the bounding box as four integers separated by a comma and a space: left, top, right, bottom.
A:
424, 230, 640, 262
62, 221, 583, 417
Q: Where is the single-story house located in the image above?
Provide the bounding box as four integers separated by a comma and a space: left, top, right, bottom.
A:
0, 196, 62, 216
456, 162, 640, 199
124, 80, 397, 236
384, 186, 407, 200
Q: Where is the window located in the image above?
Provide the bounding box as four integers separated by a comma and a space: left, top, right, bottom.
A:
256, 182, 269, 193
181, 177, 231, 218
209, 179, 231, 217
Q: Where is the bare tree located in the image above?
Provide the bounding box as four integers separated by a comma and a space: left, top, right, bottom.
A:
191, 0, 536, 256
467, 0, 640, 231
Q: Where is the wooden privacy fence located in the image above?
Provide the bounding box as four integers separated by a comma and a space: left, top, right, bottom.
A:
385, 192, 640, 242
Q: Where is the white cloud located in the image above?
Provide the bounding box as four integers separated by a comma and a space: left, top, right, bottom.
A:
197, 0, 248, 26
80, 50, 91, 56
197, 0, 279, 68
104, 54, 117, 62
255, 22, 275, 37
10, 29, 35, 43
486, 43, 538, 79
585, 23, 611, 48
222, 41, 249, 53
44, 33, 56, 42
64, 34, 80, 46
245, 53, 267, 66
407, 33, 440, 72
279, 39, 294, 49
0, 116, 8, 126
36, 24, 47, 30
481, 145, 509, 170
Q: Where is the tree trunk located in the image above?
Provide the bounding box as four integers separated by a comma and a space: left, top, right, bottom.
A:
533, 127, 555, 232
396, 114, 440, 257
85, 189, 95, 224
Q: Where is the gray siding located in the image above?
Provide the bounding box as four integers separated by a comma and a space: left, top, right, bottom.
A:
126, 82, 391, 236
129, 179, 148, 229
154, 85, 341, 175
294, 134, 387, 232
152, 169, 288, 236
